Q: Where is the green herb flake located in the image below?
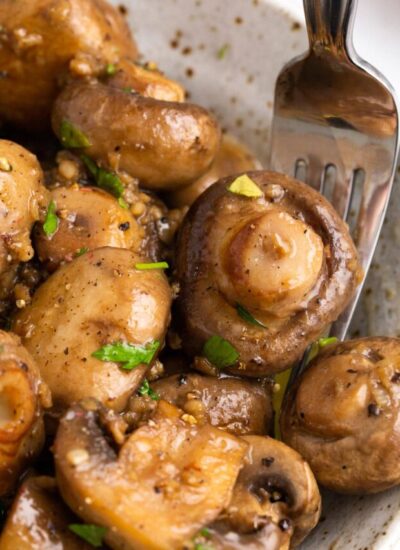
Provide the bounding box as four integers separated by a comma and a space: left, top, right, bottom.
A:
43, 200, 59, 237
105, 63, 117, 75
217, 43, 230, 59
138, 379, 160, 400
135, 261, 169, 271
236, 303, 267, 328
92, 340, 159, 370
227, 175, 263, 198
308, 336, 338, 363
202, 335, 239, 369
81, 155, 124, 198
60, 120, 91, 148
69, 524, 107, 547
122, 87, 134, 94
194, 545, 214, 550
199, 528, 211, 538
75, 247, 88, 257
118, 197, 129, 209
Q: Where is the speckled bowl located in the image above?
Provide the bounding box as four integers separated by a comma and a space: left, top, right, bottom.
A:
112, 0, 400, 548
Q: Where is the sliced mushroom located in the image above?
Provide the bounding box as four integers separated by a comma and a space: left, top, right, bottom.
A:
54, 399, 247, 550
0, 0, 137, 129
176, 171, 361, 375
281, 337, 400, 494
0, 330, 50, 496
13, 247, 171, 414
52, 80, 221, 190
34, 185, 143, 271
0, 476, 92, 549
151, 372, 273, 436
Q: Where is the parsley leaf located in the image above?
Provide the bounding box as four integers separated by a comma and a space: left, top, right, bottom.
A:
227, 174, 263, 198
217, 43, 230, 59
202, 335, 239, 369
60, 120, 91, 148
308, 336, 338, 363
92, 341, 159, 370
105, 63, 117, 75
236, 303, 267, 328
81, 155, 124, 198
43, 200, 59, 237
75, 247, 88, 257
118, 197, 129, 209
135, 262, 169, 270
68, 524, 107, 547
138, 379, 160, 400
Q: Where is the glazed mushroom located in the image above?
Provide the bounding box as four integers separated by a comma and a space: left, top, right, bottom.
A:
281, 337, 400, 494
34, 185, 144, 271
148, 372, 273, 436
176, 171, 361, 375
0, 476, 93, 549
51, 79, 221, 190
0, 330, 50, 497
13, 247, 171, 414
168, 133, 262, 208
204, 436, 321, 549
54, 399, 247, 550
0, 0, 137, 129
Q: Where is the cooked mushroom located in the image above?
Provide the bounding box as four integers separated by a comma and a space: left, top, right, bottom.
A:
52, 80, 221, 190
281, 337, 400, 494
168, 133, 262, 207
150, 372, 273, 435
34, 185, 144, 271
0, 476, 92, 549
0, 330, 50, 496
13, 247, 171, 414
207, 436, 321, 549
54, 399, 247, 550
0, 0, 137, 129
176, 171, 361, 375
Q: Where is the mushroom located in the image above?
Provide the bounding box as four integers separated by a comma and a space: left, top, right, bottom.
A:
33, 185, 145, 271
0, 476, 93, 549
51, 79, 221, 190
176, 171, 361, 375
0, 0, 137, 129
0, 330, 50, 496
54, 399, 247, 550
281, 336, 400, 494
13, 247, 171, 414
150, 372, 273, 436
205, 435, 321, 549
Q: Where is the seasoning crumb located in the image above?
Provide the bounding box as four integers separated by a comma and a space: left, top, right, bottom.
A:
291, 21, 301, 31
181, 413, 197, 425
367, 403, 381, 417
66, 448, 89, 466
261, 456, 274, 467
279, 519, 291, 532
0, 157, 11, 172
16, 299, 26, 309
185, 67, 194, 78
217, 43, 230, 59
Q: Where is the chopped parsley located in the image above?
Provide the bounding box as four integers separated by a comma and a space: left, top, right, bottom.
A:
138, 379, 159, 400
122, 87, 134, 94
60, 120, 91, 148
105, 63, 117, 75
135, 261, 169, 270
308, 336, 338, 363
227, 174, 263, 198
43, 200, 59, 237
81, 154, 124, 198
92, 340, 159, 370
217, 43, 230, 59
118, 197, 129, 209
68, 524, 107, 547
236, 303, 267, 328
202, 335, 239, 369
75, 247, 88, 257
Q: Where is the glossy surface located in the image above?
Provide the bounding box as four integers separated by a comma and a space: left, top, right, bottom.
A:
13, 247, 171, 413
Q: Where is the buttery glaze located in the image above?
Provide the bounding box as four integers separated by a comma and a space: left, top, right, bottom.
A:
13, 247, 171, 414
281, 337, 400, 494
177, 170, 361, 375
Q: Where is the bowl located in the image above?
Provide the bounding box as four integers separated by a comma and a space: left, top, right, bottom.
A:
112, 1, 400, 547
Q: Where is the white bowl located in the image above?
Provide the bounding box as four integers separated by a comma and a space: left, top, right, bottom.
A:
111, 1, 400, 547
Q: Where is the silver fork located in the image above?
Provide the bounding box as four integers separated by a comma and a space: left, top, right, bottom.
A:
269, 0, 400, 380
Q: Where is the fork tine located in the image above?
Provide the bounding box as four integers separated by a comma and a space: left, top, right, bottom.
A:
329, 166, 355, 219
304, 155, 324, 192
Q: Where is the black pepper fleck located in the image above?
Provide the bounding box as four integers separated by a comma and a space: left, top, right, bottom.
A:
119, 222, 130, 231
368, 403, 380, 417
261, 456, 274, 467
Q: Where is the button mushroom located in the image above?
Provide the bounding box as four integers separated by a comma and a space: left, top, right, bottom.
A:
0, 0, 137, 129
0, 330, 50, 497
51, 79, 221, 190
0, 476, 93, 549
54, 399, 247, 550
176, 171, 361, 375
281, 337, 400, 494
13, 247, 171, 414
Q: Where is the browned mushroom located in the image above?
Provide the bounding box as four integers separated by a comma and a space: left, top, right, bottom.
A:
0, 476, 93, 549
281, 337, 400, 494
0, 0, 137, 129
51, 79, 221, 190
54, 399, 247, 549
13, 247, 171, 414
0, 330, 50, 496
176, 171, 361, 375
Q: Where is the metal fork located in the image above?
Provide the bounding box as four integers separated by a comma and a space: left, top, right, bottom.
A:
269, 0, 400, 381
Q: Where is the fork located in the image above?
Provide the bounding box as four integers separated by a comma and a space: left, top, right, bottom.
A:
269, 0, 400, 382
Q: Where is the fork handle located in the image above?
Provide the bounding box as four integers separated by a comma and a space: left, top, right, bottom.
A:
303, 0, 358, 53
